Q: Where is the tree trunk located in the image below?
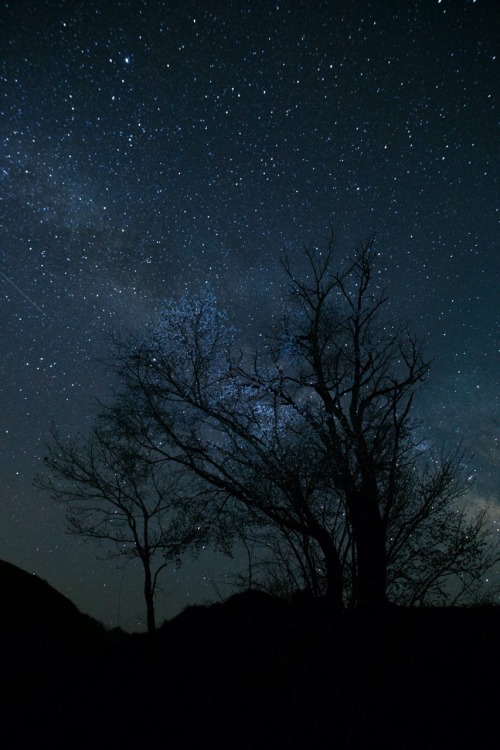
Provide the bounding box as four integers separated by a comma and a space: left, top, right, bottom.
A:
348, 490, 388, 611
143, 562, 156, 633
312, 525, 344, 616
354, 525, 388, 611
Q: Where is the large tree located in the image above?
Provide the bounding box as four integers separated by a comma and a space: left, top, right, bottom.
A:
257, 235, 435, 609
244, 237, 498, 608
109, 235, 498, 613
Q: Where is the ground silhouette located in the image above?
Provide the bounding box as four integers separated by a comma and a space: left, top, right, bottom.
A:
1, 560, 498, 749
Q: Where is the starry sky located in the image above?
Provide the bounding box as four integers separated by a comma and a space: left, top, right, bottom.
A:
1, 0, 498, 630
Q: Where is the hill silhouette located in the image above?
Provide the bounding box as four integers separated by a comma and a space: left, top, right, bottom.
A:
0, 559, 106, 656
0, 560, 498, 749
0, 559, 104, 633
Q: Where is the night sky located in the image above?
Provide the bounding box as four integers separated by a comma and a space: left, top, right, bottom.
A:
1, 0, 498, 630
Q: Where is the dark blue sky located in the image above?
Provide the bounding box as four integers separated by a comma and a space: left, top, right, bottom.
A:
1, 0, 498, 629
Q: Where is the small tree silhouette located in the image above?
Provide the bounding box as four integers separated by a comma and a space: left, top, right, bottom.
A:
39, 416, 210, 632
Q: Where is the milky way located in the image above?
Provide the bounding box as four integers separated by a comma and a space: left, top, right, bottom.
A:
1, 0, 498, 629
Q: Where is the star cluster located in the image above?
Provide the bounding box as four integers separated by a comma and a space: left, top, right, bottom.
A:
1, 0, 498, 629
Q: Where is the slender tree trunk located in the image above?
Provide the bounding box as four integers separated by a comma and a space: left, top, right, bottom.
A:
143, 562, 156, 633
312, 525, 344, 616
